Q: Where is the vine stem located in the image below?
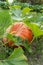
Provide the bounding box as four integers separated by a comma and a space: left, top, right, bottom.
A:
30, 36, 35, 44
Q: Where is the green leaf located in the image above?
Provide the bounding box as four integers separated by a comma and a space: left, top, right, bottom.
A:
10, 5, 21, 9
22, 7, 32, 15
0, 62, 3, 65
6, 33, 22, 46
0, 47, 28, 65
24, 21, 43, 37
0, 9, 12, 38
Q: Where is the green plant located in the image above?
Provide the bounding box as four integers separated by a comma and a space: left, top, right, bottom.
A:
0, 4, 43, 65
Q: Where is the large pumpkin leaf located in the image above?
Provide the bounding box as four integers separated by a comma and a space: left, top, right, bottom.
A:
24, 21, 43, 37
0, 9, 12, 38
22, 7, 32, 15
0, 47, 28, 65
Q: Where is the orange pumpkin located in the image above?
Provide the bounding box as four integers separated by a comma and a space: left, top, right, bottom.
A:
3, 22, 32, 46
